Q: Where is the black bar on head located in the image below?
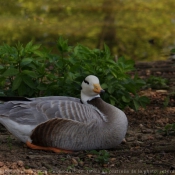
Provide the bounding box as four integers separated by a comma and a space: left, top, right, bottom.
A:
83, 79, 89, 84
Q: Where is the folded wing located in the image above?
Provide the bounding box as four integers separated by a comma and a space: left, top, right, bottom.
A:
0, 99, 107, 126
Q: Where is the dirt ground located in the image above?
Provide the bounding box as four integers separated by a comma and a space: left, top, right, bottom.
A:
0, 89, 175, 175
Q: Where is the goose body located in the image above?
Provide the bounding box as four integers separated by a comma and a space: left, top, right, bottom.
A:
0, 75, 128, 151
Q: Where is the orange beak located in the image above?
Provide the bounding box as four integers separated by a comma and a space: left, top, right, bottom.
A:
93, 84, 105, 94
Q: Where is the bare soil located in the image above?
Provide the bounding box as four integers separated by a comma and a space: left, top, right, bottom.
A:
0, 89, 175, 175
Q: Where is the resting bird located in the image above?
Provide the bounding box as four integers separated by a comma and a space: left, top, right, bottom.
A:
0, 75, 128, 153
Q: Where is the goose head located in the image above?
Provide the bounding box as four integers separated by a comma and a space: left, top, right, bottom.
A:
81, 75, 105, 104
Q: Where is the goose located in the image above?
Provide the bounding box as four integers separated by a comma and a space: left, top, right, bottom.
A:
0, 75, 128, 153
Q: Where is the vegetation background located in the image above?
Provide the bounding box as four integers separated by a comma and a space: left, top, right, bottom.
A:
1, 0, 175, 61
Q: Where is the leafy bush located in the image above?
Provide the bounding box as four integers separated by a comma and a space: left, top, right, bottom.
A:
145, 76, 169, 89
0, 37, 149, 110
87, 150, 110, 165
158, 123, 175, 136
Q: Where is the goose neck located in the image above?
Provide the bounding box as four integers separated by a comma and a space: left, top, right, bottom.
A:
87, 97, 112, 116
80, 92, 100, 105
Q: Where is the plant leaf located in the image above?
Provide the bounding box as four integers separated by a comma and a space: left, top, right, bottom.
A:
0, 65, 4, 69
37, 84, 47, 91
12, 75, 22, 91
17, 83, 27, 96
133, 99, 140, 111
22, 70, 38, 78
3, 68, 19, 77
122, 95, 131, 103
22, 76, 36, 89
20, 58, 33, 67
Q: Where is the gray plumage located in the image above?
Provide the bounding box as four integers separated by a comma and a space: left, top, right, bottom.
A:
0, 75, 128, 151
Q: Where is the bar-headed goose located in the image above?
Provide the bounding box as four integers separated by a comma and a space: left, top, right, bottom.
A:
0, 75, 128, 153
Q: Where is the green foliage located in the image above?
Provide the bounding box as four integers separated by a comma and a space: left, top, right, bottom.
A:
162, 90, 175, 108
66, 165, 75, 171
1, 0, 175, 61
0, 37, 149, 110
158, 123, 175, 136
88, 150, 110, 164
170, 48, 175, 54
37, 171, 44, 175
145, 76, 169, 89
0, 41, 47, 97
7, 135, 12, 150
25, 165, 30, 169
163, 96, 170, 108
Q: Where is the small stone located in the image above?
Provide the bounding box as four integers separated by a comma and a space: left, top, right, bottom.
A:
127, 137, 135, 142
155, 134, 163, 139
146, 70, 151, 76
156, 120, 164, 126
0, 162, 4, 167
142, 129, 153, 133
17, 160, 24, 167
71, 158, 78, 166
156, 90, 167, 94
110, 158, 116, 162
44, 171, 48, 175
125, 159, 131, 163
10, 162, 17, 169
24, 169, 33, 174
79, 161, 84, 166
139, 124, 144, 128
156, 71, 162, 75
127, 131, 135, 136
129, 108, 135, 112
87, 154, 93, 158
141, 135, 154, 141
110, 164, 115, 167
147, 156, 153, 160
103, 164, 108, 167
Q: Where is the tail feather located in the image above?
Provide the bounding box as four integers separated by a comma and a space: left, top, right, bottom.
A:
0, 96, 31, 102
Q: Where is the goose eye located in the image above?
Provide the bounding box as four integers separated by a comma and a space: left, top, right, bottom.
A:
84, 79, 89, 84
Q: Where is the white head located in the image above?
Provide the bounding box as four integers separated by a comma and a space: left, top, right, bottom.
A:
81, 75, 105, 104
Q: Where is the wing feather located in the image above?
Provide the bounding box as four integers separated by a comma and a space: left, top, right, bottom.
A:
29, 96, 81, 103
0, 99, 106, 126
